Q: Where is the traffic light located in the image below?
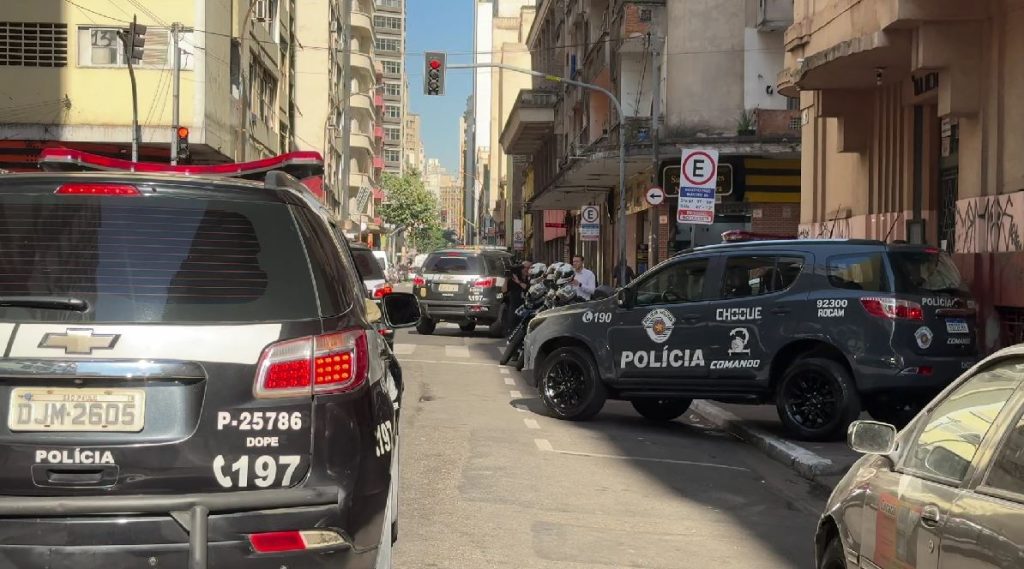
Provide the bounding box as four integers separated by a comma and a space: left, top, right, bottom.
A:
175, 126, 190, 164
125, 20, 147, 64
424, 52, 446, 96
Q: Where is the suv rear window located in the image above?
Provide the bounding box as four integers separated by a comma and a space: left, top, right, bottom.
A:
889, 250, 968, 295
423, 253, 482, 275
0, 195, 319, 322
351, 248, 386, 281
827, 253, 888, 292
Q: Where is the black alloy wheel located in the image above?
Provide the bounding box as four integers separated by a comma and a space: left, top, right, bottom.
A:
538, 347, 606, 421
776, 357, 860, 441
415, 317, 436, 336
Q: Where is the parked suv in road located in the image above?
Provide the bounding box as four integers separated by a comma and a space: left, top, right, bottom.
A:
0, 171, 419, 568
413, 247, 514, 337
523, 239, 979, 441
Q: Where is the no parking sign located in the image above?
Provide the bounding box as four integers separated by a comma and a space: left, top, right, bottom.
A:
580, 205, 600, 241
676, 149, 718, 225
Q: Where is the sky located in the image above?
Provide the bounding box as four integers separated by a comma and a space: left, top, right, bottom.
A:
405, 0, 474, 175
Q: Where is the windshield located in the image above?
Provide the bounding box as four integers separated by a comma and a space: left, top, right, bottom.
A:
351, 249, 386, 281
423, 253, 482, 275
0, 195, 319, 322
889, 250, 968, 295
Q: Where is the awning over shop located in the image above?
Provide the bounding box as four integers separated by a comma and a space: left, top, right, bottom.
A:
743, 158, 800, 203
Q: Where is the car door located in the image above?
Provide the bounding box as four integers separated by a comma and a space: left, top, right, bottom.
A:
858, 360, 1023, 569
705, 253, 809, 380
607, 255, 717, 381
938, 368, 1024, 569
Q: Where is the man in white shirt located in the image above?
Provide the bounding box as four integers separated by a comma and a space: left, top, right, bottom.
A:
571, 255, 597, 300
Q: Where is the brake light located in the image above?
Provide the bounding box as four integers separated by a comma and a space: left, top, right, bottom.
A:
413, 275, 425, 287
254, 329, 369, 398
473, 277, 496, 288
373, 284, 393, 298
55, 183, 140, 196
860, 297, 924, 321
249, 530, 346, 553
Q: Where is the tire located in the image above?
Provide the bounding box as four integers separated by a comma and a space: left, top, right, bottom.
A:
488, 307, 507, 338
865, 397, 923, 428
818, 536, 847, 569
415, 317, 436, 336
514, 353, 525, 371
458, 322, 477, 333
538, 346, 606, 421
500, 326, 527, 365
775, 357, 861, 442
631, 398, 692, 422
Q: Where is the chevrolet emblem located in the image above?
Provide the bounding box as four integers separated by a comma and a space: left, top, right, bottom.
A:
39, 329, 120, 355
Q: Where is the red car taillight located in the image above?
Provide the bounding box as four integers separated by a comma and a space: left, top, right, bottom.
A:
249, 530, 346, 553
55, 183, 140, 196
413, 276, 425, 287
254, 329, 369, 398
860, 297, 924, 321
473, 277, 496, 288
373, 284, 393, 298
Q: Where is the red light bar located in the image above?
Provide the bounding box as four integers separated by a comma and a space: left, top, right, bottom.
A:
38, 148, 324, 178
55, 183, 140, 196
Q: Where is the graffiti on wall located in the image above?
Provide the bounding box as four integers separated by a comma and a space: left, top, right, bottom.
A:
955, 192, 1024, 254
798, 218, 851, 240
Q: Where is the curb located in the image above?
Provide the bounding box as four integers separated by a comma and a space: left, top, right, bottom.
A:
690, 400, 852, 486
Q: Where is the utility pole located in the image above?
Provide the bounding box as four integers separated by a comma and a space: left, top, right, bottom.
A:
338, 0, 354, 226
646, 34, 663, 268
170, 22, 181, 165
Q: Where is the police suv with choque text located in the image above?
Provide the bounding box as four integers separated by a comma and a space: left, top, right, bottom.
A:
522, 239, 978, 441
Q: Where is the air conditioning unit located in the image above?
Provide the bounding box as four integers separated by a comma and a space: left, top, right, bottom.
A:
253, 0, 269, 23
756, 0, 794, 32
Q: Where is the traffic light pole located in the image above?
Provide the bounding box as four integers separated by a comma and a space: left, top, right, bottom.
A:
119, 15, 142, 163
170, 22, 181, 165
448, 62, 628, 286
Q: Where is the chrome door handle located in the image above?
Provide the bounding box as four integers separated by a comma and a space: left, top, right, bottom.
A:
920, 505, 942, 528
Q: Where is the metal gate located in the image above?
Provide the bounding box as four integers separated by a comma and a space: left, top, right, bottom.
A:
938, 168, 959, 253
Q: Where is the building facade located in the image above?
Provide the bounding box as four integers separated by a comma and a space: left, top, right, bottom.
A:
294, 0, 380, 217
374, 0, 405, 174
403, 112, 424, 173
778, 0, 1022, 352
0, 0, 295, 169
501, 0, 801, 279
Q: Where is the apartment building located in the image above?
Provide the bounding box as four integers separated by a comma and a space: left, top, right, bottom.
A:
501, 0, 800, 279
374, 0, 405, 174
778, 0, 1022, 351
294, 0, 380, 218
0, 0, 294, 169
403, 112, 424, 173
471, 0, 536, 246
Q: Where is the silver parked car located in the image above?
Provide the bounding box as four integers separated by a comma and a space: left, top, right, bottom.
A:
817, 344, 1024, 569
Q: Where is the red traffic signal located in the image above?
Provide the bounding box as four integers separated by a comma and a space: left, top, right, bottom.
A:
429, 59, 441, 70
176, 126, 189, 139
424, 52, 445, 96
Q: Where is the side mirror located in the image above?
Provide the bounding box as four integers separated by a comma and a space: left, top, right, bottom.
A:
616, 288, 632, 309
848, 420, 897, 455
380, 292, 421, 328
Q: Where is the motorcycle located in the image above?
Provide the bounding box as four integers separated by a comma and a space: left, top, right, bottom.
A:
501, 264, 584, 370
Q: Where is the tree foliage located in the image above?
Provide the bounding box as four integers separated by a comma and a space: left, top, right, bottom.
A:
378, 172, 444, 251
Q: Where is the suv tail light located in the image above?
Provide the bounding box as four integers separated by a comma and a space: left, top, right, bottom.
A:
55, 183, 140, 196
373, 283, 393, 298
249, 530, 346, 553
413, 275, 425, 287
472, 277, 496, 288
254, 329, 369, 398
860, 297, 924, 321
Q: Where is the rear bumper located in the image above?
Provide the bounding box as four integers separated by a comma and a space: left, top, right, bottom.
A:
0, 486, 381, 569
421, 300, 502, 323
855, 354, 978, 394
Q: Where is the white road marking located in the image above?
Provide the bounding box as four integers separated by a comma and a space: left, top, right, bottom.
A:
504, 377, 515, 385
445, 345, 470, 358
399, 358, 497, 367
534, 438, 554, 451
499, 368, 509, 375
509, 390, 523, 399
523, 418, 540, 430
514, 404, 528, 413
393, 344, 416, 356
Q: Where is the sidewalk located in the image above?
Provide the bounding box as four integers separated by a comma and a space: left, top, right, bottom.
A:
690, 401, 862, 491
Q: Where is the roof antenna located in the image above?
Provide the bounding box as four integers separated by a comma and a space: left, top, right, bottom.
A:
827, 204, 842, 238
883, 212, 903, 242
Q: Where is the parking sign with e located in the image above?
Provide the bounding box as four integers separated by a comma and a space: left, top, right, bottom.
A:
677, 149, 719, 225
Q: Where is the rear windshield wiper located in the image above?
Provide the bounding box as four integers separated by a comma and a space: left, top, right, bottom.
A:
0, 296, 89, 312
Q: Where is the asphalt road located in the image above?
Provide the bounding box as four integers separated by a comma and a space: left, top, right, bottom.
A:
391, 323, 829, 569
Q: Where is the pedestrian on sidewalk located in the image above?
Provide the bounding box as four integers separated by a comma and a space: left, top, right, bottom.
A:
570, 255, 596, 300
613, 261, 636, 288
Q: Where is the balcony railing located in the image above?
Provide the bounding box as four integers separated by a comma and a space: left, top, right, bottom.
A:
512, 89, 557, 110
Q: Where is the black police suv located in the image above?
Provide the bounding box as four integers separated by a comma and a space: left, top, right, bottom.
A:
412, 247, 514, 337
522, 239, 979, 441
0, 171, 420, 568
